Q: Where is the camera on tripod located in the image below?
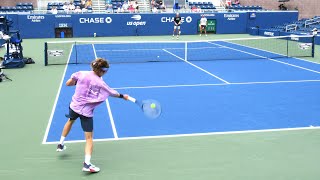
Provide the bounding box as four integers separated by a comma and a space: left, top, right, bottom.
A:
278, 0, 289, 10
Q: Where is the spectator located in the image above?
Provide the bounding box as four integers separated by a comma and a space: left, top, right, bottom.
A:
234, 0, 240, 5
63, 2, 69, 13
197, 6, 201, 12
173, 3, 180, 12
68, 2, 75, 11
135, 1, 139, 13
80, 0, 86, 9
85, 0, 93, 8
122, 1, 129, 12
279, 3, 287, 10
312, 28, 318, 36
106, 4, 113, 13
74, 6, 82, 13
158, 1, 166, 11
191, 5, 197, 12
116, 2, 123, 13
51, 6, 58, 14
128, 4, 134, 13
226, 0, 231, 7
151, 0, 157, 8
152, 6, 158, 13
82, 7, 88, 13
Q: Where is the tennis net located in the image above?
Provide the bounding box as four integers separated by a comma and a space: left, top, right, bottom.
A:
44, 35, 315, 66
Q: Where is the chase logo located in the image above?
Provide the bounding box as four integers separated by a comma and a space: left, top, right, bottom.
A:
185, 16, 192, 23
161, 16, 192, 23
131, 15, 142, 21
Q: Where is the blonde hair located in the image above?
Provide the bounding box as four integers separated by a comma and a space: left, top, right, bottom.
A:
91, 58, 109, 74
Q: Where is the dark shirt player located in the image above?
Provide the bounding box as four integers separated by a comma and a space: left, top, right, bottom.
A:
173, 13, 182, 39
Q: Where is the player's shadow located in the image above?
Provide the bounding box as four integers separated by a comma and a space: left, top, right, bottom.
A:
83, 172, 99, 176
57, 153, 72, 159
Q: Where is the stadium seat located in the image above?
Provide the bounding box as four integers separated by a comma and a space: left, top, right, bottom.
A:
87, 7, 93, 13
16, 6, 23, 12
16, 3, 23, 7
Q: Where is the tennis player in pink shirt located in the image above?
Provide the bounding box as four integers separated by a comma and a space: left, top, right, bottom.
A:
56, 58, 128, 173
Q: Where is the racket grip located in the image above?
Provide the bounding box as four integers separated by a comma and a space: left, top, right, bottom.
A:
127, 96, 136, 103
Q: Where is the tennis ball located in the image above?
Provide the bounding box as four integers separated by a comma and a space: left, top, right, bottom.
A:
150, 103, 156, 109
157, 56, 160, 58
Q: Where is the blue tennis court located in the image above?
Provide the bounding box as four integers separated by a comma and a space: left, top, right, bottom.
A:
43, 38, 320, 143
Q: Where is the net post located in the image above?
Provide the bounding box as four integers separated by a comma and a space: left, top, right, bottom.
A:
286, 36, 289, 57
311, 35, 315, 58
184, 41, 187, 61
44, 42, 48, 66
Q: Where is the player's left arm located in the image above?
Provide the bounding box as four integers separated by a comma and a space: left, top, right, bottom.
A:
66, 71, 80, 86
66, 78, 77, 86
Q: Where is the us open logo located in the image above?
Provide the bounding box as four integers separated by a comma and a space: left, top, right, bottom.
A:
127, 15, 146, 26
131, 15, 142, 21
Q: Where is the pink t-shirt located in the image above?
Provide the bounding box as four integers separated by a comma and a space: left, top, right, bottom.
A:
69, 71, 118, 117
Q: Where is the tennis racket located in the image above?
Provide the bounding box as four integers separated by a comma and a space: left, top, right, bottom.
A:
127, 96, 162, 119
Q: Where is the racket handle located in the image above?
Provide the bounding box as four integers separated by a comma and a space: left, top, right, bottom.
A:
127, 96, 136, 103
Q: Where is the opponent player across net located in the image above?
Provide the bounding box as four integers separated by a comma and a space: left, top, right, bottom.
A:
172, 13, 182, 39
199, 14, 208, 36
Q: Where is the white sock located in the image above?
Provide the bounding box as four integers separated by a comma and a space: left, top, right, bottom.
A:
59, 136, 65, 145
85, 155, 91, 165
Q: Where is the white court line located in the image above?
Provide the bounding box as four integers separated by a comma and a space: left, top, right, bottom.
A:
95, 46, 224, 52
42, 44, 74, 144
113, 79, 320, 90
162, 49, 230, 84
208, 42, 320, 75
92, 44, 119, 139
106, 100, 118, 139
224, 40, 320, 65
42, 126, 320, 144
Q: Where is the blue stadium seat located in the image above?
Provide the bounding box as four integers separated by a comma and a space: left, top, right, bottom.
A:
16, 6, 23, 12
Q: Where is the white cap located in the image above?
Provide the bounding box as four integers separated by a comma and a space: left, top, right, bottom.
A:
312, 28, 317, 31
